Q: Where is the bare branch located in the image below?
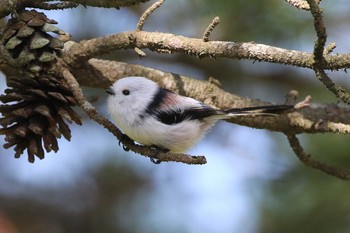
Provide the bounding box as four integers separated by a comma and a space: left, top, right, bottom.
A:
307, 0, 326, 61
307, 0, 350, 103
285, 0, 311, 10
324, 42, 336, 55
25, 2, 79, 10
62, 31, 350, 71
136, 0, 165, 31
66, 0, 150, 8
285, 0, 322, 10
134, 47, 146, 58
61, 59, 350, 136
315, 70, 350, 103
286, 133, 350, 180
285, 89, 299, 105
203, 16, 220, 42
0, 0, 151, 18
294, 95, 312, 109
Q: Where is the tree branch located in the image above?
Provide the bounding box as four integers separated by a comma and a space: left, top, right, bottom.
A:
0, 0, 151, 18
24, 1, 79, 10
202, 16, 220, 42
285, 0, 322, 10
307, 0, 350, 103
62, 31, 350, 71
286, 133, 350, 180
59, 58, 350, 136
136, 0, 164, 31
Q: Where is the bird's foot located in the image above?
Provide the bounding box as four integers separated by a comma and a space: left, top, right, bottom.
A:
118, 134, 132, 151
150, 146, 169, 164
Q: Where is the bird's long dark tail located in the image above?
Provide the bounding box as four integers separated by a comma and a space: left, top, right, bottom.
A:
223, 104, 293, 116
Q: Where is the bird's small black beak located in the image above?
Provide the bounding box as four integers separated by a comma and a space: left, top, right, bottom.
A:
106, 88, 115, 96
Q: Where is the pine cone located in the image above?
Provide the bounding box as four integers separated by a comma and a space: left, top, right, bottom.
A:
0, 75, 82, 162
0, 10, 81, 162
1, 9, 67, 77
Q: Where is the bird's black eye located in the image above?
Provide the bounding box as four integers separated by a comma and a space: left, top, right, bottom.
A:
122, 89, 130, 95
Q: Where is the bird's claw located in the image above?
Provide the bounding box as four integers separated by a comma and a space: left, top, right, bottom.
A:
149, 146, 169, 164
118, 140, 130, 151
118, 134, 131, 151
150, 157, 162, 164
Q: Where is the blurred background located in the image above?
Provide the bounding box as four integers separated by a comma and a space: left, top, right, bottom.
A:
1, 0, 350, 232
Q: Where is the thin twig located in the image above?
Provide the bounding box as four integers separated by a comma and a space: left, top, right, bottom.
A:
59, 64, 206, 165
285, 90, 299, 105
324, 42, 336, 55
136, 0, 165, 31
203, 16, 220, 42
315, 69, 350, 103
285, 0, 310, 10
285, 0, 322, 10
307, 0, 350, 104
286, 133, 350, 180
294, 95, 312, 109
134, 47, 146, 58
307, 0, 326, 61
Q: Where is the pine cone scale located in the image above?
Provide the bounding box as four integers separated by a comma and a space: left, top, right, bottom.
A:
34, 104, 54, 120
56, 116, 72, 140
28, 117, 46, 135
16, 25, 35, 38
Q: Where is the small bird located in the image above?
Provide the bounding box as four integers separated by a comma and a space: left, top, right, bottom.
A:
106, 76, 292, 155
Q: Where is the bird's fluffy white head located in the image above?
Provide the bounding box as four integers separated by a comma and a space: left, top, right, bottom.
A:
107, 76, 159, 126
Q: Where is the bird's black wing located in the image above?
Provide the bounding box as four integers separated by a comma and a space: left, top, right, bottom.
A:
145, 88, 218, 125
153, 105, 218, 125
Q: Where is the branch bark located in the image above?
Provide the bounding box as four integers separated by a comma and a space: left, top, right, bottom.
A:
306, 0, 350, 103
0, 0, 151, 18
64, 58, 350, 135
286, 133, 350, 180
61, 31, 350, 71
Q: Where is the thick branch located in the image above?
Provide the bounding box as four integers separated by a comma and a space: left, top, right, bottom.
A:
62, 31, 350, 71
62, 59, 350, 135
64, 0, 150, 8
0, 0, 151, 18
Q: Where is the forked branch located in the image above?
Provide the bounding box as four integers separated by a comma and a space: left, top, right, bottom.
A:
306, 0, 350, 103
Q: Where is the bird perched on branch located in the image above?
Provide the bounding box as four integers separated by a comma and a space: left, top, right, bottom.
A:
106, 76, 293, 158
